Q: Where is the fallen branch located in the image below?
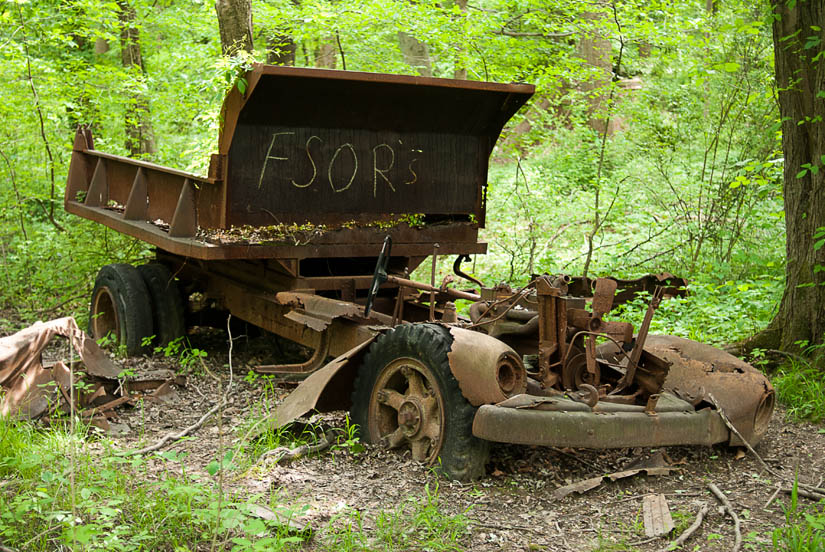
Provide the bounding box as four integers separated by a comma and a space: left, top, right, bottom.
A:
0, 543, 18, 552
708, 483, 741, 552
659, 503, 709, 552
707, 394, 825, 496
258, 429, 337, 464
782, 487, 825, 501
123, 401, 224, 456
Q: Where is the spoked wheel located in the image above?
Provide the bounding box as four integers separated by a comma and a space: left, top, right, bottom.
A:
369, 358, 445, 463
351, 323, 489, 481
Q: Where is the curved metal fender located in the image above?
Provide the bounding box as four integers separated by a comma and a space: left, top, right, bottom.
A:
644, 335, 775, 446
253, 336, 377, 437
599, 334, 775, 446
447, 327, 527, 406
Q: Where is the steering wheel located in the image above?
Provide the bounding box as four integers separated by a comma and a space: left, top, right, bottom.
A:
364, 236, 392, 317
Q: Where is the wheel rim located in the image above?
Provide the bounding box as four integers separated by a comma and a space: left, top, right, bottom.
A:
91, 286, 120, 342
368, 358, 445, 464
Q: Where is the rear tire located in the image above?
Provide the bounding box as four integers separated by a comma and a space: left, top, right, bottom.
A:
89, 263, 153, 356
138, 263, 185, 347
350, 323, 489, 481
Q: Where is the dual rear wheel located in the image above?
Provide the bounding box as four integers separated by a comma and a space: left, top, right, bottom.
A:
89, 263, 184, 355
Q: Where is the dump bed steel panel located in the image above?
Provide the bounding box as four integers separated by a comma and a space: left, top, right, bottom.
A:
64, 65, 534, 261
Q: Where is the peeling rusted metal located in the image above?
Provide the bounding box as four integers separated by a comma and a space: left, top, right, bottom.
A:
0, 317, 122, 420
257, 337, 377, 435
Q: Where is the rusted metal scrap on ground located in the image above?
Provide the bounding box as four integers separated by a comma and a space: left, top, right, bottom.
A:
0, 317, 182, 430
62, 64, 775, 480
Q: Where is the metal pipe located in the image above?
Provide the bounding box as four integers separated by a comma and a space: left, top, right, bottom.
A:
429, 243, 439, 321
385, 277, 481, 302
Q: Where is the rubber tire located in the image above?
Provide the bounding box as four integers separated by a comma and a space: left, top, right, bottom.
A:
350, 323, 490, 481
89, 263, 153, 356
138, 263, 185, 347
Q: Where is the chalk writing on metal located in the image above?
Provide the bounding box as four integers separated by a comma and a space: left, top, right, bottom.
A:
291, 136, 321, 188
257, 131, 295, 189
257, 130, 423, 194
328, 143, 358, 193
405, 159, 418, 185
372, 144, 395, 197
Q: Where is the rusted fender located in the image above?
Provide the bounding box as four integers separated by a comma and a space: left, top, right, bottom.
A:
447, 327, 526, 406
256, 337, 376, 436
644, 335, 775, 446
599, 335, 775, 446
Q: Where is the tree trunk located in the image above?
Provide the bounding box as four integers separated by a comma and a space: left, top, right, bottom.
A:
750, 0, 825, 353
267, 34, 296, 65
215, 0, 253, 55
577, 8, 613, 134
453, 0, 468, 79
315, 39, 337, 68
398, 32, 432, 77
118, 1, 156, 157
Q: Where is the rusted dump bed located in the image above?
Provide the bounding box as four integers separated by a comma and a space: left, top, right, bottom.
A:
65, 65, 534, 261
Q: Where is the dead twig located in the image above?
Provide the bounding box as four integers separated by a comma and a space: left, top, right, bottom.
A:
258, 429, 337, 464
764, 484, 783, 509
125, 401, 224, 456
659, 503, 709, 552
708, 483, 741, 552
551, 446, 605, 473
782, 487, 825, 501
708, 394, 825, 496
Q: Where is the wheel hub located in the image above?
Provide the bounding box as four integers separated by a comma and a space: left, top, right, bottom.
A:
398, 399, 423, 436
370, 359, 445, 463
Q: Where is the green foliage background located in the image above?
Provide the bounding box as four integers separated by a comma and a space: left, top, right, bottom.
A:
0, 0, 784, 344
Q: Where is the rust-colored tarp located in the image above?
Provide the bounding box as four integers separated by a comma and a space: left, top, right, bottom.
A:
0, 317, 121, 419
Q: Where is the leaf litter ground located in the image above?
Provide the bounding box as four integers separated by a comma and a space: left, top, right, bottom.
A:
101, 329, 825, 551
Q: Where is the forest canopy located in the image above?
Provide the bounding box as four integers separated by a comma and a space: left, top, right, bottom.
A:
0, 0, 793, 350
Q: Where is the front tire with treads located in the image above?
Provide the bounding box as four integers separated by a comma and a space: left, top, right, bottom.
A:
350, 323, 489, 481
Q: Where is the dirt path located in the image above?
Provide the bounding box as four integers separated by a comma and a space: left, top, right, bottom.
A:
108, 331, 824, 552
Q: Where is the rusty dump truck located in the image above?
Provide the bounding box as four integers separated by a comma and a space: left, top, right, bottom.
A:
65, 64, 775, 480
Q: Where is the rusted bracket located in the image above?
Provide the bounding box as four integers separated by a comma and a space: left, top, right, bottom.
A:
616, 286, 664, 391
255, 330, 331, 374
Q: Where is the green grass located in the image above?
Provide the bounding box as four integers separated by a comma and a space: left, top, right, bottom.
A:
0, 416, 308, 551
771, 360, 825, 423
321, 482, 470, 551
771, 480, 825, 552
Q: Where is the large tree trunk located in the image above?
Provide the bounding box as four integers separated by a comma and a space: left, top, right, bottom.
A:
118, 1, 156, 157
751, 1, 825, 353
215, 0, 253, 55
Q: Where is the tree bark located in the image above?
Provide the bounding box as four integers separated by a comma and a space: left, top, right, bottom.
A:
750, 0, 825, 353
577, 8, 613, 134
315, 39, 337, 68
453, 0, 468, 79
118, 1, 156, 157
215, 0, 253, 55
399, 31, 432, 77
267, 34, 296, 65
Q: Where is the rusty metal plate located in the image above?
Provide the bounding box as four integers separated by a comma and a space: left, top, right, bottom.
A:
472, 406, 729, 448
222, 66, 534, 227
